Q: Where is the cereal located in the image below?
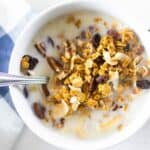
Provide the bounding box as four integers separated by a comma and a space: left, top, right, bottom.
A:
20, 12, 150, 137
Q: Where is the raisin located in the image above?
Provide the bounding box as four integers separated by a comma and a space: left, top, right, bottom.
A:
56, 45, 60, 50
80, 30, 86, 39
94, 56, 105, 65
124, 43, 130, 51
112, 104, 119, 111
47, 36, 55, 47
26, 71, 31, 76
89, 25, 95, 33
95, 75, 108, 84
22, 55, 39, 70
136, 45, 144, 55
89, 77, 97, 92
23, 86, 29, 98
107, 29, 121, 41
136, 80, 150, 89
92, 33, 101, 48
29, 57, 39, 70
33, 102, 45, 119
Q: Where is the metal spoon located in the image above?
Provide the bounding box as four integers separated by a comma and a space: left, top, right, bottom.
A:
0, 72, 49, 87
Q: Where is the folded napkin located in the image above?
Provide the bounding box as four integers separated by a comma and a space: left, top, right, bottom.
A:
0, 0, 34, 149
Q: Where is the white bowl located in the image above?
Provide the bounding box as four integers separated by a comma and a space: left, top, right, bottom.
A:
9, 0, 150, 150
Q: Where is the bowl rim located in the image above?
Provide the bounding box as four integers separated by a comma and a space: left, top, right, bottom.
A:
8, 0, 150, 150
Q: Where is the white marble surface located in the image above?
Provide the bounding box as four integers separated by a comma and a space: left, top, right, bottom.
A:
1, 0, 150, 150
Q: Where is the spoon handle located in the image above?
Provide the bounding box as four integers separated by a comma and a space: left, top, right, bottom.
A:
0, 72, 49, 87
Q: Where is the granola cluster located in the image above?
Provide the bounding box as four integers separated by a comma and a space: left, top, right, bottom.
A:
43, 28, 149, 120
20, 21, 150, 129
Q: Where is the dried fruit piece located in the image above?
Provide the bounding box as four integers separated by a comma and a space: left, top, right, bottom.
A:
136, 45, 144, 55
107, 29, 121, 40
89, 77, 97, 92
47, 56, 62, 72
95, 75, 108, 84
33, 102, 45, 119
41, 84, 50, 97
75, 19, 81, 28
23, 86, 29, 98
92, 33, 101, 48
88, 25, 96, 33
34, 42, 46, 57
136, 80, 150, 89
20, 55, 38, 72
80, 30, 86, 39
123, 43, 130, 51
112, 104, 119, 111
47, 36, 55, 47
94, 56, 105, 65
28, 57, 39, 70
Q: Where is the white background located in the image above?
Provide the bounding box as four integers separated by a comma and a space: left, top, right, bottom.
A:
1, 0, 150, 150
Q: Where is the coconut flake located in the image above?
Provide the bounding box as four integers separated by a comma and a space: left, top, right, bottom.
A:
103, 51, 118, 65
51, 100, 69, 119
68, 85, 81, 92
70, 96, 80, 111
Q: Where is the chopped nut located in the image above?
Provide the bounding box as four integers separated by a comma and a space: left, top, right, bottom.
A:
47, 56, 62, 72
41, 84, 50, 97
33, 102, 45, 119
75, 19, 81, 28
34, 42, 46, 57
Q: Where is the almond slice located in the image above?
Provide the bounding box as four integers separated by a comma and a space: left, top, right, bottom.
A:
103, 51, 118, 65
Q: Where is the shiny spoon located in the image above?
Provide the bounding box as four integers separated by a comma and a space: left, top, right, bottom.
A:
0, 72, 49, 87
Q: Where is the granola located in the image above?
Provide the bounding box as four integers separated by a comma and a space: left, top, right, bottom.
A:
20, 12, 150, 137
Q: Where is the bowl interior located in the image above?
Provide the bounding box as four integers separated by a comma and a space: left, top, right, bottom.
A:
9, 1, 150, 150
